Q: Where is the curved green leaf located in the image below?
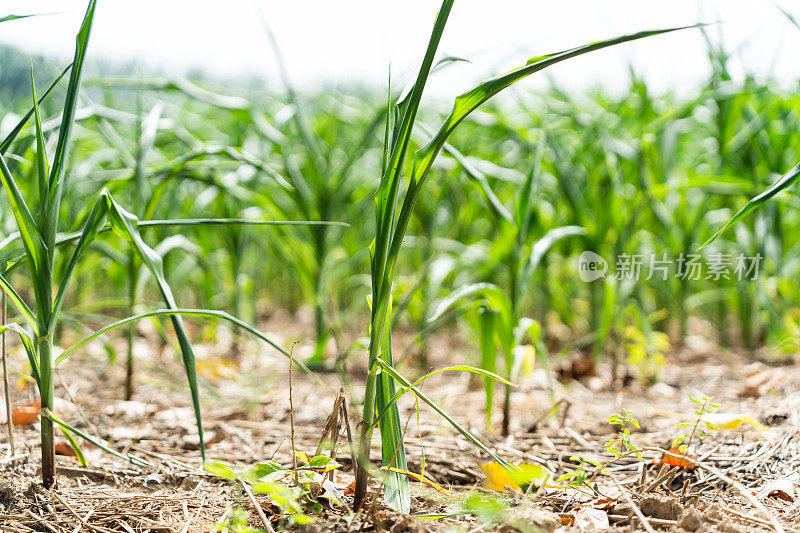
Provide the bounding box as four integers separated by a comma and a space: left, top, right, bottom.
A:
702, 162, 800, 248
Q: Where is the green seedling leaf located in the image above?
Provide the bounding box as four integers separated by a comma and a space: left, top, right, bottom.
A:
245, 460, 285, 480
204, 461, 235, 479
306, 455, 342, 472
0, 14, 36, 23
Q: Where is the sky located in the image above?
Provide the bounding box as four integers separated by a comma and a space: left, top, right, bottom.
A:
1, 1, 798, 98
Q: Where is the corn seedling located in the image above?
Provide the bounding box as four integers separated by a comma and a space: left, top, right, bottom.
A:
353, 0, 696, 512
0, 2, 340, 488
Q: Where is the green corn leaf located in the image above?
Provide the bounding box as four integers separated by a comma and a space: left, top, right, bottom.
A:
54, 308, 319, 382
381, 26, 699, 317
374, 358, 512, 470
519, 225, 586, 299
48, 0, 96, 196
0, 322, 39, 386
31, 69, 50, 209
428, 282, 503, 323
415, 25, 698, 188
50, 189, 207, 459
0, 64, 71, 155
702, 162, 800, 248
0, 14, 35, 23
56, 423, 88, 467
0, 274, 39, 335
367, 364, 513, 433
42, 409, 150, 467
0, 153, 44, 282
443, 143, 513, 223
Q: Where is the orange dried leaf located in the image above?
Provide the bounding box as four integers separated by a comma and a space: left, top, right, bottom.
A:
11, 403, 40, 426
654, 447, 696, 470
54, 441, 77, 457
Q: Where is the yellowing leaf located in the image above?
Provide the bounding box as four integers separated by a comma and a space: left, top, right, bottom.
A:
294, 451, 311, 464
481, 462, 550, 492
195, 357, 239, 381
702, 413, 766, 431
521, 344, 535, 378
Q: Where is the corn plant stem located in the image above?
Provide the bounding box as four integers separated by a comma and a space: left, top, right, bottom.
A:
38, 336, 56, 488
289, 343, 298, 484
502, 248, 520, 437
126, 90, 145, 401
125, 250, 138, 400
310, 224, 328, 364
1, 292, 13, 455
353, 344, 379, 509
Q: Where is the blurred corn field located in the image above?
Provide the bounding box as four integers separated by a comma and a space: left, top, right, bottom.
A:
3, 37, 797, 366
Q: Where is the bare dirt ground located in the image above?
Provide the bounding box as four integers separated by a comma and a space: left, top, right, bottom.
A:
1, 312, 799, 532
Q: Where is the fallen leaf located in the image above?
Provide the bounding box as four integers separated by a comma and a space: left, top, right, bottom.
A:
195, 357, 239, 381
481, 462, 550, 492
11, 402, 40, 426
758, 479, 797, 502
54, 441, 77, 457
654, 447, 696, 470
574, 507, 609, 531
702, 413, 766, 431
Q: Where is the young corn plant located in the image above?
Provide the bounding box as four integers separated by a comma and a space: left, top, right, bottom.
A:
353, 0, 696, 512
0, 2, 330, 488
0, 1, 103, 487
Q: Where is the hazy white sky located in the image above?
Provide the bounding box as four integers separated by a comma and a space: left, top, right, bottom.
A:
1, 1, 797, 96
